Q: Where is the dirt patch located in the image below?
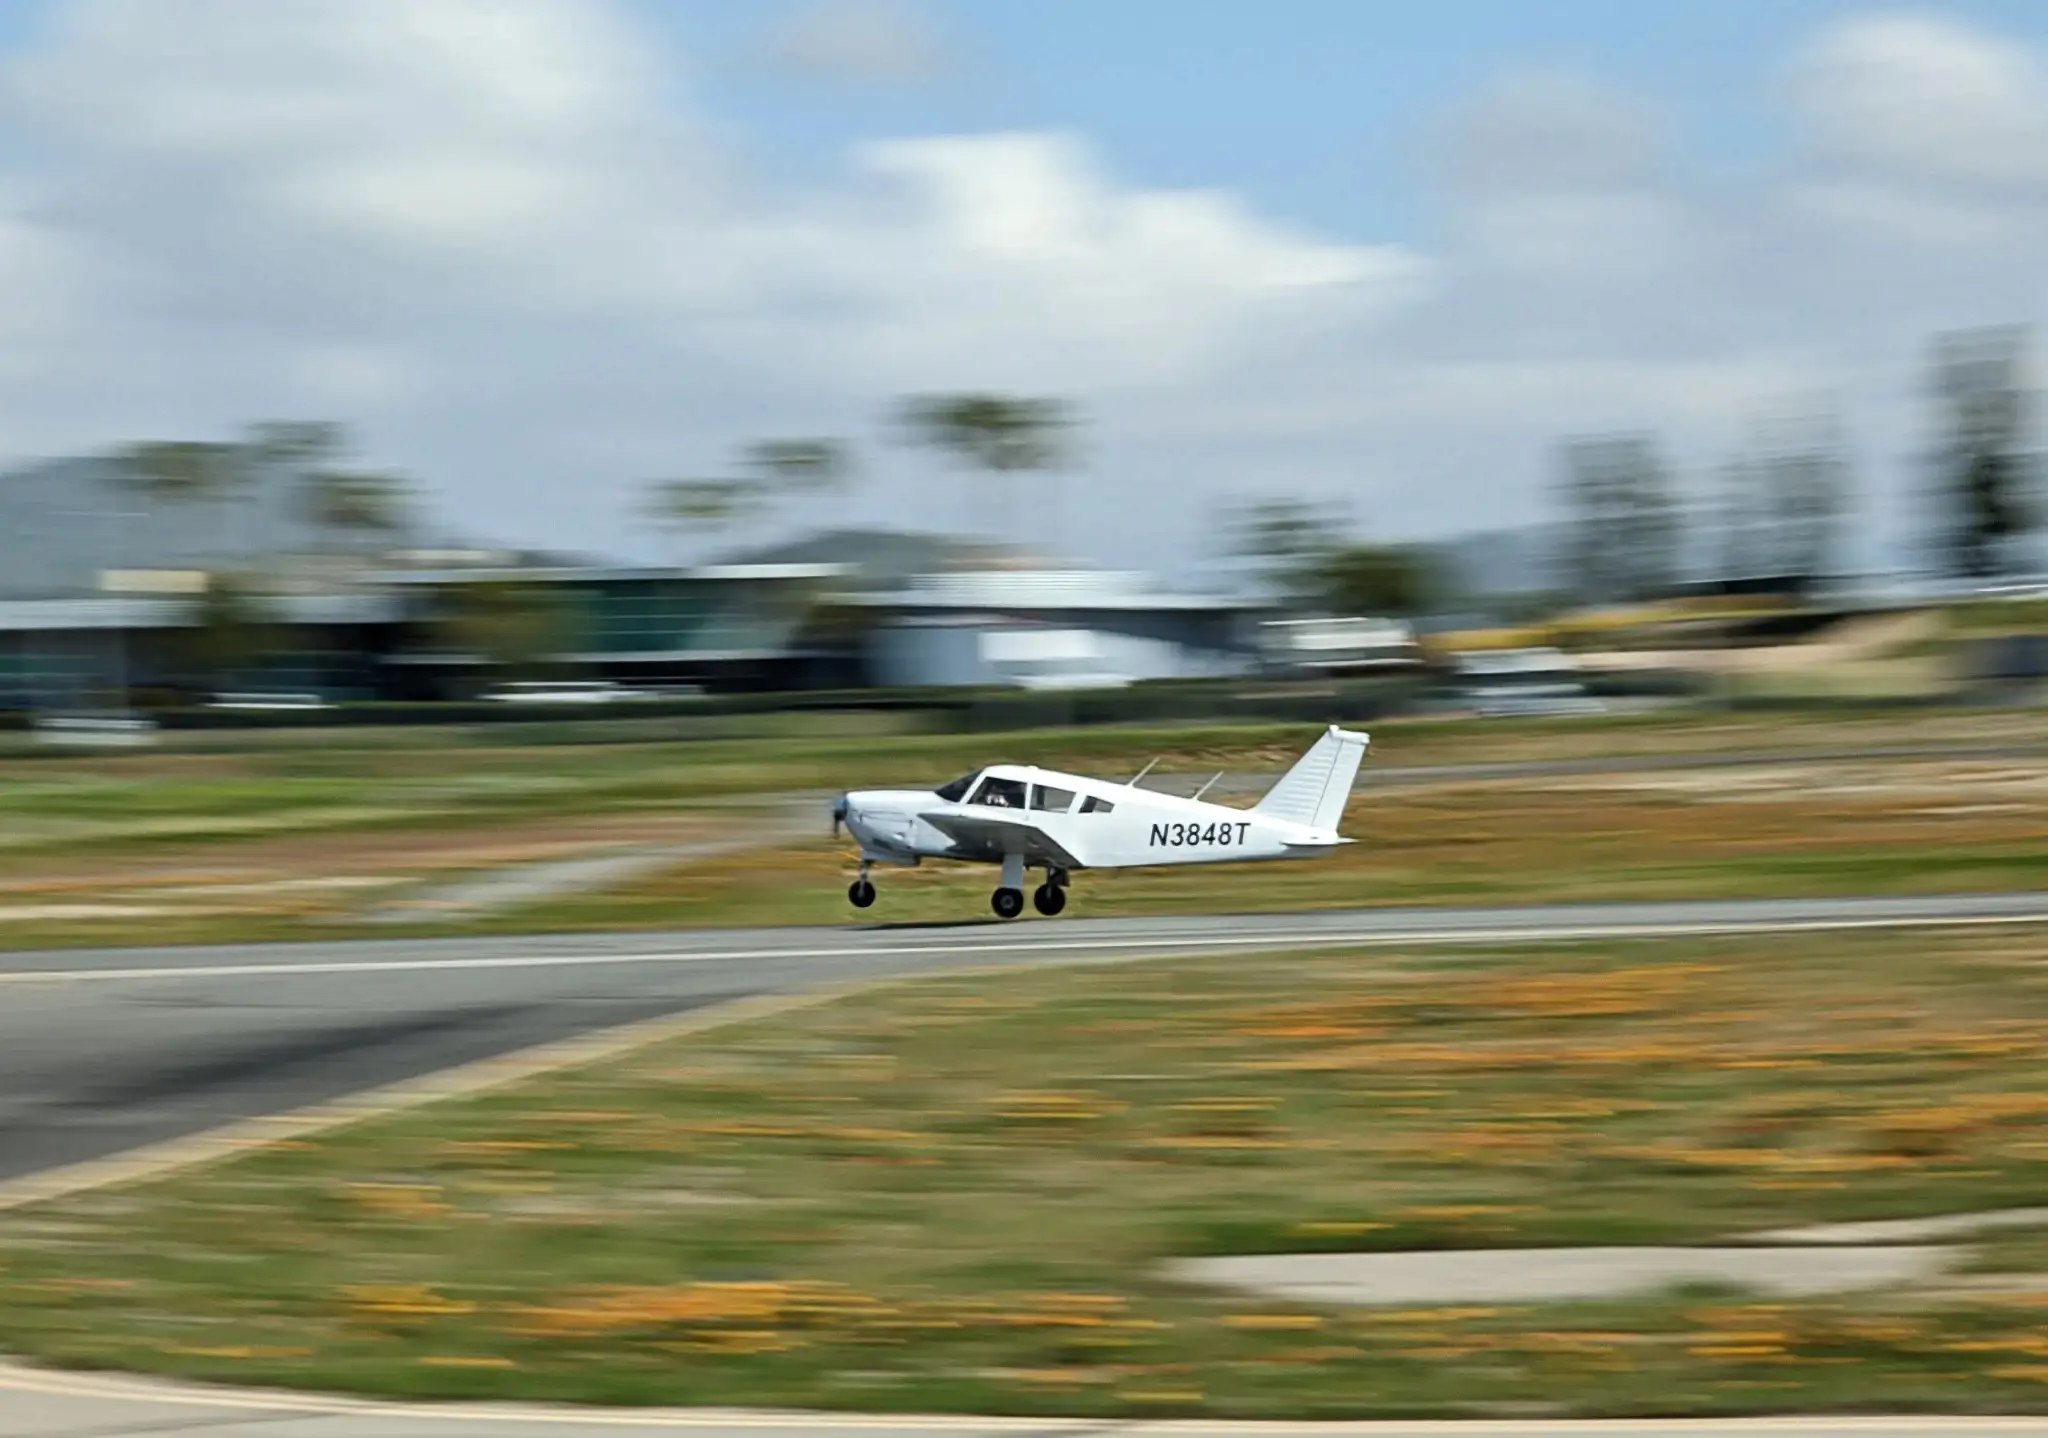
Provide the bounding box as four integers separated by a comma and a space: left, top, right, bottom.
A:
0, 811, 724, 895
1556, 760, 2048, 806
1174, 1244, 1960, 1307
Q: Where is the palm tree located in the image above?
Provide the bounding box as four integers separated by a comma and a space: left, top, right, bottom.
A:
245, 421, 348, 556
644, 477, 766, 556
119, 440, 244, 567
895, 393, 1075, 551
743, 439, 852, 528
643, 477, 770, 677
301, 470, 411, 559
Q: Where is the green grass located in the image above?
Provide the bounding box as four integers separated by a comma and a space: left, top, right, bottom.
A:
480, 766, 2048, 933
2, 703, 2044, 860
7, 931, 2048, 1417
2, 730, 2043, 952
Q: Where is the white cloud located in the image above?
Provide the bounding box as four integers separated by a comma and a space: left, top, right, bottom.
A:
0, 0, 1414, 562
1789, 11, 2048, 192
760, 0, 955, 86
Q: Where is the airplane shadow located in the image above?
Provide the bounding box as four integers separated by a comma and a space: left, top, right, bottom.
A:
849, 918, 1005, 932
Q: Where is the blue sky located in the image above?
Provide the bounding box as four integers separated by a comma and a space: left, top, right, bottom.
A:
652, 0, 2048, 239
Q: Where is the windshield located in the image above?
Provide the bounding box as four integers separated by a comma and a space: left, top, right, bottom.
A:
933, 771, 979, 803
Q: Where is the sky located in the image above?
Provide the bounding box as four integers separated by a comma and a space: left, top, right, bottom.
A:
0, 0, 2045, 581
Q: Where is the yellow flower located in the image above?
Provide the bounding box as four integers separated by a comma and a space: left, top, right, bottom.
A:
417, 1356, 516, 1369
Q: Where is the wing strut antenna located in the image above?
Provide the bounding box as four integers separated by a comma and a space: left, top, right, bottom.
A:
1127, 757, 1161, 788
1191, 772, 1224, 801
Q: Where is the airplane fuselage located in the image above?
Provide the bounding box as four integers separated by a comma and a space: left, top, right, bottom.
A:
839, 765, 1343, 871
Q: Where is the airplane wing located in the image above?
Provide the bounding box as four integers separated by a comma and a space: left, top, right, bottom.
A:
918, 810, 1085, 871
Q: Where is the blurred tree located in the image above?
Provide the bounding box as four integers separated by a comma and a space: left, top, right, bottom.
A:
1930, 328, 2039, 580
895, 393, 1075, 543
1221, 497, 1345, 602
181, 571, 279, 691
116, 439, 255, 582
436, 579, 574, 681
301, 469, 412, 554
244, 421, 350, 555
246, 421, 348, 467
645, 477, 766, 554
1718, 402, 1849, 594
119, 440, 241, 505
1556, 434, 1681, 604
744, 439, 852, 503
1319, 542, 1434, 617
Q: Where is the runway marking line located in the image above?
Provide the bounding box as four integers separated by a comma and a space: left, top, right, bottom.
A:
4, 908, 2048, 987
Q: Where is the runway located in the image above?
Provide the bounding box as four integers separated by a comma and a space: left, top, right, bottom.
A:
7, 894, 2048, 1437
5, 1356, 2048, 1438
5, 892, 2048, 1186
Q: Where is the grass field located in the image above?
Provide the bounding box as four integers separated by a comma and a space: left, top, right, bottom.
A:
0, 704, 2042, 950
6, 930, 2048, 1417
488, 754, 2048, 932
4, 705, 2044, 859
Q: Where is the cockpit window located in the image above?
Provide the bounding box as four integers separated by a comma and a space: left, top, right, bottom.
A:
970, 775, 1027, 809
933, 772, 979, 803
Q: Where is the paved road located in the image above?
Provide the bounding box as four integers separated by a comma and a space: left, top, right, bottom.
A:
4, 1359, 2047, 1438
5, 892, 2048, 1186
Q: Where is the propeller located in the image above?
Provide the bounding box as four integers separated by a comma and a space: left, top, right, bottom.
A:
831, 794, 848, 839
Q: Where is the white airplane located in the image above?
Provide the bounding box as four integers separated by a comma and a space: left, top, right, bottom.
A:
831, 724, 1369, 919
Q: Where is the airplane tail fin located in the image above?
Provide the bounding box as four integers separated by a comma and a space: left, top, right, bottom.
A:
1252, 724, 1369, 832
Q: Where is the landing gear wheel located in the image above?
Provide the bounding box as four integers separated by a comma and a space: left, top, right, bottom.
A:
1032, 883, 1066, 916
991, 886, 1025, 920
848, 879, 876, 909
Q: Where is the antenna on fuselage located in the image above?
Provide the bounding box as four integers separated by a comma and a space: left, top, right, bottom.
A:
1191, 772, 1224, 801
1127, 757, 1160, 788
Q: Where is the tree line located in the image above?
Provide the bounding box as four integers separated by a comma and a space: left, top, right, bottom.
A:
95, 323, 2046, 697
641, 393, 1076, 553
1554, 326, 2041, 607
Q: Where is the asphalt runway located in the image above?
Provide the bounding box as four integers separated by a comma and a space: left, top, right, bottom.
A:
7, 894, 2048, 1438
5, 1357, 2048, 1438
6, 892, 2048, 1185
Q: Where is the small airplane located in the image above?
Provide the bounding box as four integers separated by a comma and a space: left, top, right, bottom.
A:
831, 724, 1368, 919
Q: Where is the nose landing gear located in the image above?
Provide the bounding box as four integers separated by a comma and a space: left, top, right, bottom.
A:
848, 860, 876, 909
1031, 882, 1066, 916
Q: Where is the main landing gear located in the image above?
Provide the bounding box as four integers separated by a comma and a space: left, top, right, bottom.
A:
992, 864, 1068, 920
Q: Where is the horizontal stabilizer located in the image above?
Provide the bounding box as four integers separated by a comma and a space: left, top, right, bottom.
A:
1252, 725, 1369, 832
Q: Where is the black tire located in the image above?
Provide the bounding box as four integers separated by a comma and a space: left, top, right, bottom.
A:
1032, 883, 1066, 916
848, 879, 876, 909
991, 886, 1025, 920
